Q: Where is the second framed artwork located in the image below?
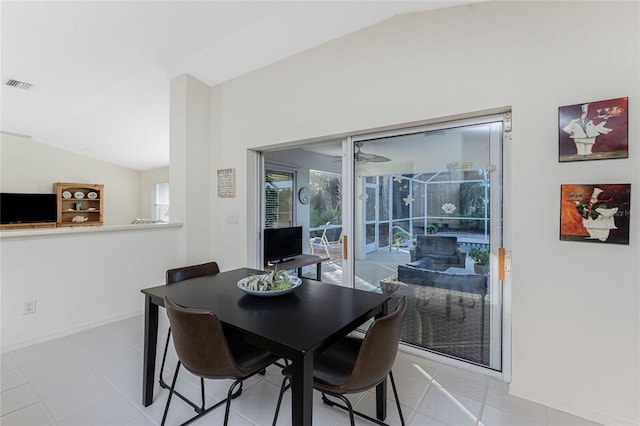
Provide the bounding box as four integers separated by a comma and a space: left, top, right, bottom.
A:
558, 97, 628, 162
560, 184, 631, 245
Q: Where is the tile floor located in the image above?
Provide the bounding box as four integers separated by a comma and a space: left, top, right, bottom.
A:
1, 315, 601, 426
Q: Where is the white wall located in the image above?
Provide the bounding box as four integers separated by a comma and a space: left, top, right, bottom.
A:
0, 135, 181, 352
0, 225, 182, 351
187, 2, 638, 424
0, 134, 141, 225
170, 75, 211, 264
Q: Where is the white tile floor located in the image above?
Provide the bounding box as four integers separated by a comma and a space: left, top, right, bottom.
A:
1, 315, 600, 426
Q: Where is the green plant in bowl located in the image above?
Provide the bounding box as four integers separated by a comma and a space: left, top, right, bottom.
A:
245, 269, 294, 292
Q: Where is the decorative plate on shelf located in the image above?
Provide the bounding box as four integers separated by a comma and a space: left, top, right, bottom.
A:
62, 191, 72, 199
74, 192, 85, 199
237, 276, 301, 297
87, 192, 98, 199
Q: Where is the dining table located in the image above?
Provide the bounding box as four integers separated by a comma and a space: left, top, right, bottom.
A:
140, 267, 390, 425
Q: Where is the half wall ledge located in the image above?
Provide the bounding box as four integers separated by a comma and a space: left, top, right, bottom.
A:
0, 222, 183, 240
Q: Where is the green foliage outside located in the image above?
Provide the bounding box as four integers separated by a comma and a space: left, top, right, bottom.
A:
460, 182, 487, 218
309, 172, 341, 228
393, 230, 409, 239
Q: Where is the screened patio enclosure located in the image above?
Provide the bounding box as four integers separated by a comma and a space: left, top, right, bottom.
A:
361, 169, 490, 254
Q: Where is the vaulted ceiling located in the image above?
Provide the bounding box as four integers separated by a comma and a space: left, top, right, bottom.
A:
1, 1, 476, 170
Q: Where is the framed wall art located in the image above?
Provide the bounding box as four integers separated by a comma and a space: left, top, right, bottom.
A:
560, 184, 631, 245
558, 97, 628, 162
217, 168, 236, 198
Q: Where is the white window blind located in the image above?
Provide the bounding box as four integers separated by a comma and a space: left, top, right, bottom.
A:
265, 170, 294, 228
152, 182, 169, 221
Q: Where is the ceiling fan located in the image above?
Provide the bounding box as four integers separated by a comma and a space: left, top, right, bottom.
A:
354, 142, 390, 164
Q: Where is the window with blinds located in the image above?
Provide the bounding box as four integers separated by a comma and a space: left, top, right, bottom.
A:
152, 182, 169, 221
265, 169, 294, 228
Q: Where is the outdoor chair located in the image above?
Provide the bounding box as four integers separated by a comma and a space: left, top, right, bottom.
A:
387, 261, 488, 363
272, 297, 407, 426
410, 235, 466, 270
310, 222, 343, 259
162, 296, 280, 426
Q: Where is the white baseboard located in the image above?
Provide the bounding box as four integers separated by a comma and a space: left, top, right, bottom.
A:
1, 310, 143, 354
509, 384, 637, 426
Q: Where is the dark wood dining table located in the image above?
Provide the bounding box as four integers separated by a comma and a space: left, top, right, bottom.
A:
140, 267, 390, 425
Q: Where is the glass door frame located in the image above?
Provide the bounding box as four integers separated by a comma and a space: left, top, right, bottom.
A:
341, 114, 511, 379
363, 179, 379, 253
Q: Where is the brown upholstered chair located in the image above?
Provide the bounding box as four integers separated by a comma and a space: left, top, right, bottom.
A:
272, 297, 407, 426
159, 262, 220, 409
162, 296, 279, 426
166, 261, 221, 284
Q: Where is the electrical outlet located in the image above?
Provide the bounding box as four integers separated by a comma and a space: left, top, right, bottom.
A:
22, 300, 36, 315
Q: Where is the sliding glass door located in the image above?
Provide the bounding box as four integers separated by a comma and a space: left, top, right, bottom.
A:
349, 116, 505, 371
257, 114, 508, 373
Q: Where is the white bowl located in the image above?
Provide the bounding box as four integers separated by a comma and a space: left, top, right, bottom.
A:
237, 276, 301, 297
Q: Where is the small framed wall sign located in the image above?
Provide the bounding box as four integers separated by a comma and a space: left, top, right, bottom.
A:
217, 168, 236, 198
560, 184, 631, 245
558, 97, 628, 162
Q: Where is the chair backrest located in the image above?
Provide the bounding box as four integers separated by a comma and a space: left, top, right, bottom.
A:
164, 296, 242, 379
342, 297, 407, 393
166, 261, 220, 284
324, 227, 342, 243
416, 235, 458, 256
397, 266, 487, 296
322, 222, 343, 244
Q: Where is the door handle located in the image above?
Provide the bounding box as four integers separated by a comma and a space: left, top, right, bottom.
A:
342, 235, 348, 260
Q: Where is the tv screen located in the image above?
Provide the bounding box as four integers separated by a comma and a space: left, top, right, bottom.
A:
264, 226, 303, 264
0, 193, 57, 224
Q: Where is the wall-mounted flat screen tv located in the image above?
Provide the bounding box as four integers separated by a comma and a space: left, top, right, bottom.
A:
263, 226, 302, 264
0, 193, 57, 224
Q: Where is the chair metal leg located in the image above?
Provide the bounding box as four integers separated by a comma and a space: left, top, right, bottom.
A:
389, 371, 406, 426
273, 372, 404, 426
321, 392, 355, 426
272, 376, 291, 426
159, 328, 171, 384
161, 361, 181, 426
159, 330, 206, 413
320, 373, 405, 426
223, 379, 243, 426
199, 378, 205, 412
162, 368, 259, 426
159, 364, 201, 413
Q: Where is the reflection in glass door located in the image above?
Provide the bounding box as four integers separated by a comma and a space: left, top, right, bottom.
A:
351, 117, 505, 371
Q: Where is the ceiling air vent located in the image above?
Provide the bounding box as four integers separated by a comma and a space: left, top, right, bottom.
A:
6, 79, 33, 90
